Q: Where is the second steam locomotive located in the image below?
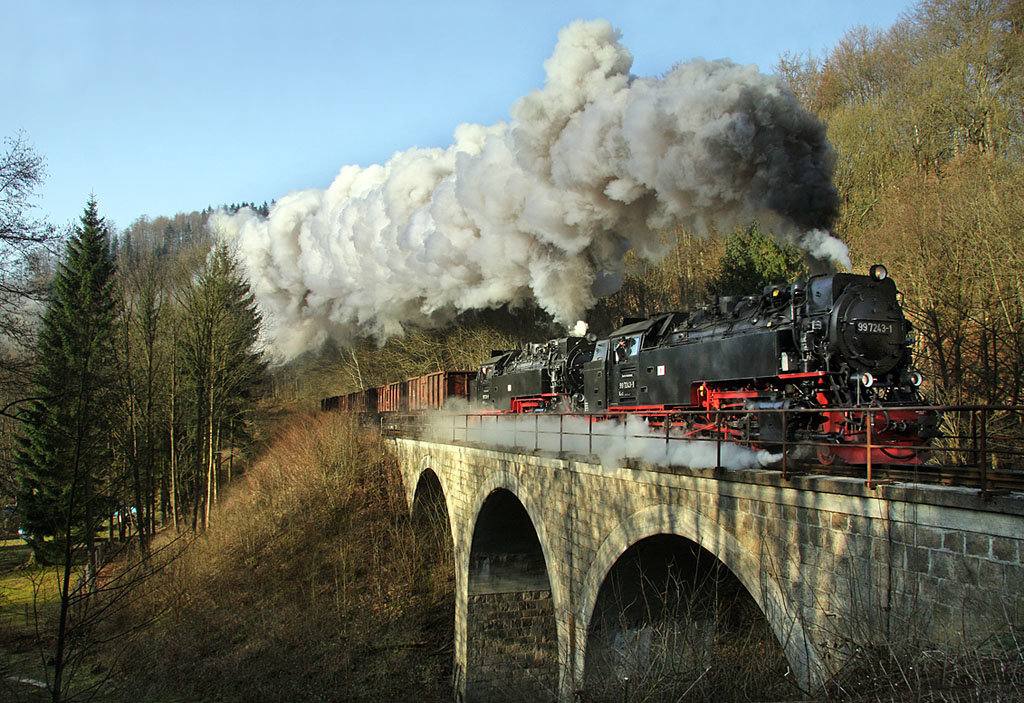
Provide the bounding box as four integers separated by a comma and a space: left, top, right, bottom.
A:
474, 265, 938, 464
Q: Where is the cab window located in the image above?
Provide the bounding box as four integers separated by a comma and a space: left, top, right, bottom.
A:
613, 335, 641, 363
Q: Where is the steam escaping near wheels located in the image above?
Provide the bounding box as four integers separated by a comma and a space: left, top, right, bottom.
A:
426, 410, 782, 471
213, 19, 846, 361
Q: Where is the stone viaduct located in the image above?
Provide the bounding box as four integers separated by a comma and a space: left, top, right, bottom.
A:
389, 435, 1024, 702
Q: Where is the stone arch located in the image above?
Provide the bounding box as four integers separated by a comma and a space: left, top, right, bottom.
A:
411, 467, 449, 524
464, 470, 564, 609
408, 456, 458, 544
406, 457, 459, 571
409, 466, 456, 563
576, 503, 821, 692
408, 455, 440, 513
462, 471, 562, 702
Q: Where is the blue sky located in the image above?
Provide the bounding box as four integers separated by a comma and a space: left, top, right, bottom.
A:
4, 0, 913, 232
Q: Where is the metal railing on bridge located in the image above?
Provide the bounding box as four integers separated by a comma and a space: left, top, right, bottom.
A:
381, 405, 1024, 497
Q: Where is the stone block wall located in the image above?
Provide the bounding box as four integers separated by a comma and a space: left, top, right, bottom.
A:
465, 590, 558, 702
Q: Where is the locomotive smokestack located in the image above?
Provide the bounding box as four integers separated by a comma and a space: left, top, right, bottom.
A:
213, 20, 846, 360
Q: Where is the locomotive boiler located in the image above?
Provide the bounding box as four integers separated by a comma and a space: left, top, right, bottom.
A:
474, 265, 939, 464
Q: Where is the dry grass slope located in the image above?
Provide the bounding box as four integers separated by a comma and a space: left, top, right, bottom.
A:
101, 412, 454, 703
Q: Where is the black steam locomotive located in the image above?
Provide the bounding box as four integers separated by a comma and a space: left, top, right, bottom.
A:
474, 265, 938, 464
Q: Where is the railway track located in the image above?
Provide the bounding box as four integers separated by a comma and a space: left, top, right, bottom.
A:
793, 459, 1024, 493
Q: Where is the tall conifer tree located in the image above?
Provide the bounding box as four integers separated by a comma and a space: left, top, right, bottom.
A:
175, 243, 264, 529
16, 197, 118, 565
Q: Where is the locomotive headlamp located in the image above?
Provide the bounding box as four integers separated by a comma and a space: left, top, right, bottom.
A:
870, 264, 888, 281
907, 371, 923, 387
854, 372, 875, 388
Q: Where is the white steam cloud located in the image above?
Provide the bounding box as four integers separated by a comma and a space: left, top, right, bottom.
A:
426, 410, 781, 471
213, 20, 846, 360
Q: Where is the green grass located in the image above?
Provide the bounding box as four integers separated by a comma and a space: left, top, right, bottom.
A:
1, 536, 132, 701
0, 539, 58, 622
1, 539, 57, 701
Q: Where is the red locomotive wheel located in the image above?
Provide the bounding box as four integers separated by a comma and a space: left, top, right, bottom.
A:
816, 445, 837, 466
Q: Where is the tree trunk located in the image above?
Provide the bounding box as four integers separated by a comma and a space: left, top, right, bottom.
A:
169, 332, 179, 531
204, 333, 215, 529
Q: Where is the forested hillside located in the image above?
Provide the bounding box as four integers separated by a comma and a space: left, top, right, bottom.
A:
777, 0, 1023, 408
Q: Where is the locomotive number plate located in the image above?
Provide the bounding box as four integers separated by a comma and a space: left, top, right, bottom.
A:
856, 321, 896, 334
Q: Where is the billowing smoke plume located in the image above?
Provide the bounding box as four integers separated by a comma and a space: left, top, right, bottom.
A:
213, 20, 846, 360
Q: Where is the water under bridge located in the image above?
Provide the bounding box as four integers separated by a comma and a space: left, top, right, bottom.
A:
386, 410, 1024, 702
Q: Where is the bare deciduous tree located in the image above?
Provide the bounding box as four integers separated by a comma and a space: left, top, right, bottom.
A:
0, 131, 60, 358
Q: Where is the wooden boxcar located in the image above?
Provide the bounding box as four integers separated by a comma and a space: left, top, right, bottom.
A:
327, 388, 379, 414
407, 371, 474, 411
321, 395, 342, 412
379, 380, 409, 413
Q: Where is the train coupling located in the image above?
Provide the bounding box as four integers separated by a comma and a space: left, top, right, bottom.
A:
916, 412, 942, 439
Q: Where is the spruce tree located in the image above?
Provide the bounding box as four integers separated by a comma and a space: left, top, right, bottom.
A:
707, 224, 807, 297
15, 197, 118, 566
175, 243, 264, 529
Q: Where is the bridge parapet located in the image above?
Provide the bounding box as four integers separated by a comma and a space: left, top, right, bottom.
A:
391, 437, 1024, 702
